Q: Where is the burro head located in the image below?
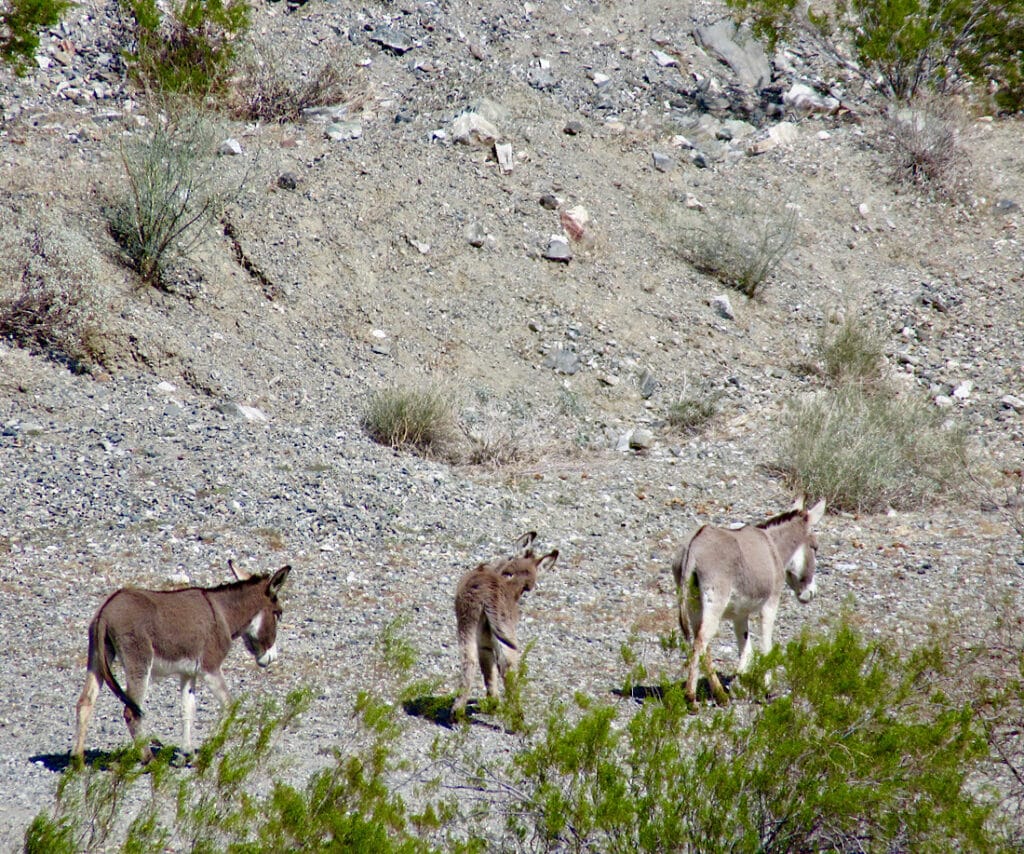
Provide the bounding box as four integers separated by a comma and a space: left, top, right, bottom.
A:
784, 498, 826, 604
239, 565, 291, 667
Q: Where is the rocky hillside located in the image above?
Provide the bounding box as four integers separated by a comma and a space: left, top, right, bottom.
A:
1, 0, 1023, 846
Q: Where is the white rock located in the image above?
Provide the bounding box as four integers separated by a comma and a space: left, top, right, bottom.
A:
218, 138, 243, 156
452, 112, 499, 145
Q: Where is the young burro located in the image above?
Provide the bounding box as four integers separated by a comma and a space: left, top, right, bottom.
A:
72, 561, 292, 763
453, 539, 558, 715
673, 496, 826, 708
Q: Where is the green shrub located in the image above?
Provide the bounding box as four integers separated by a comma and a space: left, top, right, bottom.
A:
0, 0, 72, 73
779, 383, 967, 512
107, 106, 230, 286
122, 0, 250, 97
27, 621, 1017, 852
0, 210, 107, 371
363, 386, 456, 456
678, 193, 797, 298
726, 0, 1024, 109
509, 619, 997, 852
817, 312, 886, 387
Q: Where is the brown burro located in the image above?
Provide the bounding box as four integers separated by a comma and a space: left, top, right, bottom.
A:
453, 539, 558, 715
72, 561, 292, 763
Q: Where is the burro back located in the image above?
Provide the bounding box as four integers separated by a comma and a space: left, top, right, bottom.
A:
72, 562, 292, 763
672, 496, 825, 708
453, 539, 558, 716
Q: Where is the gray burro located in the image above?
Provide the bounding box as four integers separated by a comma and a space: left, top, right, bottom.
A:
72, 562, 292, 763
673, 496, 826, 708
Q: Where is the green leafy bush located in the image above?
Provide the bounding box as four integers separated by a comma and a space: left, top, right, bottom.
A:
0, 0, 72, 73
106, 106, 231, 286
779, 382, 967, 512
726, 0, 1024, 109
26, 620, 1018, 852
509, 619, 997, 852
363, 386, 457, 456
121, 0, 250, 97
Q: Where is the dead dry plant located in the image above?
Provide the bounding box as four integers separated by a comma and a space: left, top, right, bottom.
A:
0, 206, 107, 370
229, 45, 356, 123
884, 95, 973, 200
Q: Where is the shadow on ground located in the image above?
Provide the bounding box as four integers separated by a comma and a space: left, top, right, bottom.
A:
612, 674, 735, 704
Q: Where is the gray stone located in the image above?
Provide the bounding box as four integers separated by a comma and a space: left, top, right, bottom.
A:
711, 294, 735, 320
543, 235, 573, 263
694, 19, 771, 90
369, 27, 414, 54
629, 428, 655, 450
544, 347, 580, 374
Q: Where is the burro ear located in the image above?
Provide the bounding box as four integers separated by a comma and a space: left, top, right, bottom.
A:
229, 558, 253, 581
790, 494, 807, 512
268, 565, 292, 595
513, 531, 538, 555
806, 499, 826, 526
537, 549, 559, 572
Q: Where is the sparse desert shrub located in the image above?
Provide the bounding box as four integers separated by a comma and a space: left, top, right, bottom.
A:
678, 193, 797, 298
121, 0, 250, 97
818, 312, 887, 387
779, 382, 967, 512
666, 389, 721, 434
0, 211, 107, 370
726, 0, 1024, 110
229, 44, 353, 123
107, 106, 232, 286
0, 0, 72, 73
885, 95, 973, 199
363, 385, 456, 455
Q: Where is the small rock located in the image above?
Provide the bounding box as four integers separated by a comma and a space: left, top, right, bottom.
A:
952, 380, 973, 401
1000, 394, 1024, 413
369, 26, 414, 54
539, 193, 560, 210
452, 112, 499, 145
544, 347, 580, 374
218, 138, 243, 156
325, 121, 362, 141
560, 206, 589, 242
629, 428, 655, 450
638, 370, 658, 400
543, 235, 573, 262
651, 49, 677, 67
277, 172, 298, 190
563, 120, 583, 135
652, 151, 674, 172
711, 294, 735, 320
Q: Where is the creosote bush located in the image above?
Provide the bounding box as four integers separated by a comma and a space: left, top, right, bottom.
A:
726, 0, 1024, 110
107, 106, 231, 287
678, 193, 797, 298
26, 618, 1021, 851
363, 385, 457, 456
121, 0, 250, 97
780, 382, 967, 512
0, 0, 72, 73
